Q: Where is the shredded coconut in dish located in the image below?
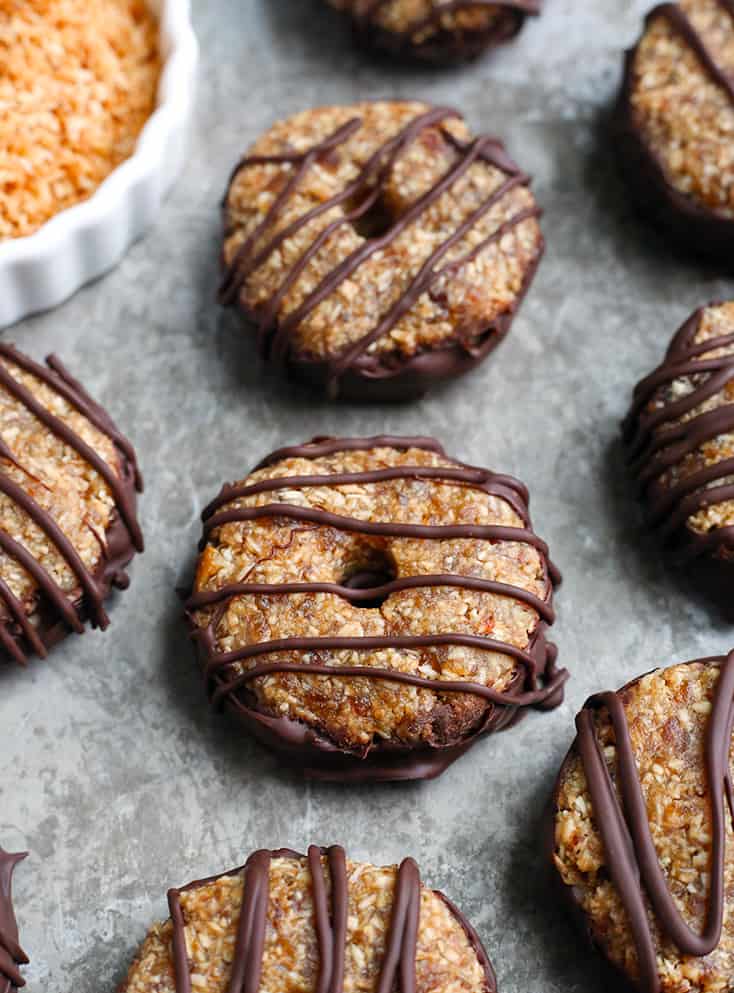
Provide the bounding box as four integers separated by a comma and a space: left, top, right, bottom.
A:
0, 0, 160, 240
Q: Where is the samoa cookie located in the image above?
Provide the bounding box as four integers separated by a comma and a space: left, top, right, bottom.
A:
185, 435, 565, 782
119, 845, 496, 993
219, 101, 544, 401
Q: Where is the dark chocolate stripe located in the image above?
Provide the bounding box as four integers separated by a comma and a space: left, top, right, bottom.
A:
654, 4, 734, 106
202, 464, 529, 521
207, 657, 568, 712
250, 434, 531, 507
310, 846, 333, 993
326, 847, 347, 993
575, 652, 734, 993
185, 575, 555, 623
207, 631, 539, 669
202, 502, 548, 553
624, 306, 734, 558
43, 354, 142, 492
167, 888, 190, 993
377, 858, 421, 993
0, 849, 28, 993
221, 102, 536, 396
255, 435, 447, 468
229, 850, 271, 993
309, 845, 348, 993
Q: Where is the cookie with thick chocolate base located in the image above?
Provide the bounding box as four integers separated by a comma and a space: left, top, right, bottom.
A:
0, 347, 143, 666
119, 846, 496, 993
613, 1, 734, 260
623, 301, 734, 565
185, 435, 565, 782
550, 651, 734, 993
326, 1, 540, 63
0, 848, 28, 993
219, 101, 544, 401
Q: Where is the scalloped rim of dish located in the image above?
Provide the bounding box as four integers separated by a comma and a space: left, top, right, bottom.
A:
0, 0, 199, 328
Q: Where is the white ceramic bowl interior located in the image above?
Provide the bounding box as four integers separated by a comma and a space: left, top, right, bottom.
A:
0, 0, 198, 329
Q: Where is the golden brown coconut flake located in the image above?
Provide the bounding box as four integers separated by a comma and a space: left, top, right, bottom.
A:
0, 0, 160, 240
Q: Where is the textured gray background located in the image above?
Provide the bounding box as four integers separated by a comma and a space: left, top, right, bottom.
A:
1, 1, 733, 989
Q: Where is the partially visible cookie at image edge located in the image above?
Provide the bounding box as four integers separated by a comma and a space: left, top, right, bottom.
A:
326, 0, 541, 63
614, 1, 734, 258
623, 300, 734, 564
219, 101, 544, 401
185, 434, 565, 782
119, 846, 496, 993
551, 650, 734, 993
0, 346, 143, 666
0, 847, 28, 993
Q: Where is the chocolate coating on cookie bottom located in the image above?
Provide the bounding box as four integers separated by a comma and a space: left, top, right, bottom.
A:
187, 435, 565, 782
0, 348, 143, 664
166, 846, 497, 993
0, 849, 28, 993
613, 2, 734, 260
347, 1, 540, 63
551, 652, 734, 993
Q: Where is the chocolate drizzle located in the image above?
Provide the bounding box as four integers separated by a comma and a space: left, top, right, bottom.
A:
219, 106, 541, 399
572, 651, 734, 993
187, 435, 565, 777
165, 846, 492, 993
0, 848, 28, 993
623, 305, 734, 561
0, 346, 143, 664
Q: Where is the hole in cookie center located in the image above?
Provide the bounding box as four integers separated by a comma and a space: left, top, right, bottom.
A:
342, 551, 398, 609
347, 192, 394, 240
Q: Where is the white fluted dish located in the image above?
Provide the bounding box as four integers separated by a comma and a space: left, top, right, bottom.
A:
0, 0, 198, 329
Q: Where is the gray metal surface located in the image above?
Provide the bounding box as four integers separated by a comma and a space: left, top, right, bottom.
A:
1, 1, 732, 989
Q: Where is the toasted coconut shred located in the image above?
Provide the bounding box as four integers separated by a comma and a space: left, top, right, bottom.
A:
0, 0, 160, 241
